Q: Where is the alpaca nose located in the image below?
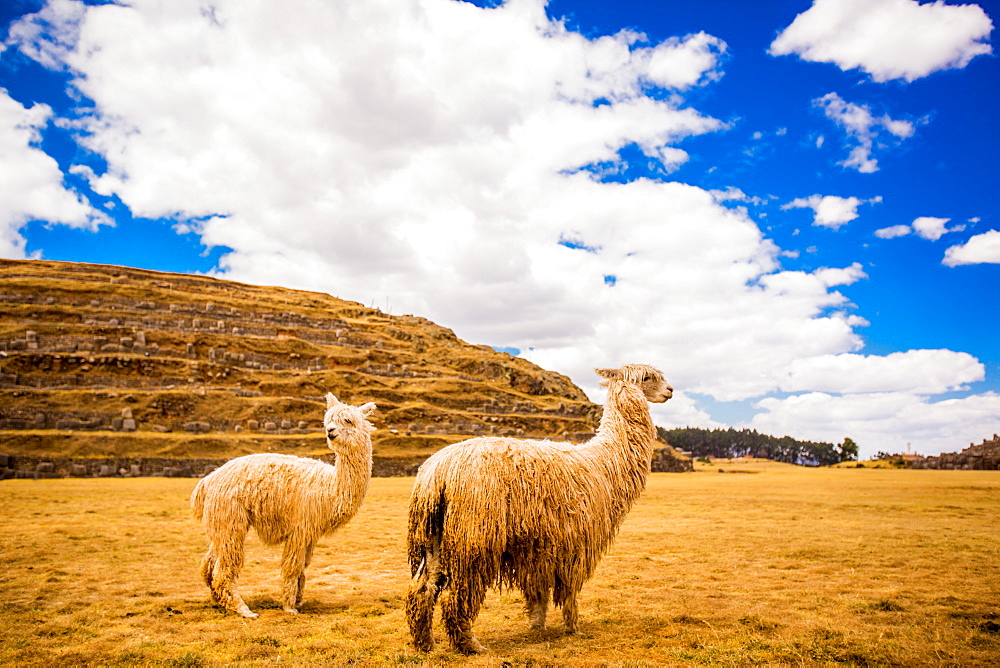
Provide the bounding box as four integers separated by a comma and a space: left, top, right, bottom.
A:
326, 426, 338, 440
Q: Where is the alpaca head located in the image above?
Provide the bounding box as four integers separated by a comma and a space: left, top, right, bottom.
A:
595, 364, 673, 403
324, 393, 377, 451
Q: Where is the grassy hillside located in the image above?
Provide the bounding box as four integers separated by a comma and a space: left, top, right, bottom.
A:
0, 259, 601, 461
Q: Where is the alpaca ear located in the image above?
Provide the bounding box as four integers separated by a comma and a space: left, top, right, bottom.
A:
326, 393, 340, 408
360, 402, 376, 416
595, 367, 623, 381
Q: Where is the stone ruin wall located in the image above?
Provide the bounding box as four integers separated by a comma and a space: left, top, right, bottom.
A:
0, 398, 591, 438
0, 406, 325, 436
0, 445, 692, 480
0, 452, 427, 480
910, 434, 1000, 470
651, 445, 694, 473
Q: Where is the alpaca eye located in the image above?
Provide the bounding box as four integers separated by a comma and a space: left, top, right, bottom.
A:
642, 376, 650, 382
344, 418, 353, 425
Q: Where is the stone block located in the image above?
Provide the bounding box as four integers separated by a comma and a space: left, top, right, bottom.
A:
99, 465, 117, 477
70, 464, 88, 477
280, 419, 292, 430
36, 462, 55, 473
247, 419, 259, 431
122, 418, 136, 431
264, 422, 277, 431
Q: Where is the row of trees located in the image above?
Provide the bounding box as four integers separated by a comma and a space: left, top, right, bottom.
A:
660, 427, 858, 467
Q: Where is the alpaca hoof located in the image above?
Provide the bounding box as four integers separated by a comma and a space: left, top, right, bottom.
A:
282, 607, 300, 615
412, 639, 435, 653
457, 639, 487, 654
236, 606, 258, 619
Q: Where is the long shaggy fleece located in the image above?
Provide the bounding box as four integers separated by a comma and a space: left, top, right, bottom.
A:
405, 364, 672, 653
191, 394, 375, 618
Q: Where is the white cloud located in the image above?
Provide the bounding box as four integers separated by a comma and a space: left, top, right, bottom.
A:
780, 349, 984, 395
875, 216, 965, 241
782, 193, 881, 229
4, 0, 86, 71
708, 186, 768, 206
751, 391, 1000, 460
943, 229, 1000, 267
912, 216, 962, 241
639, 31, 727, 90
874, 224, 911, 239
0, 90, 107, 258
9, 0, 995, 460
769, 0, 993, 83
814, 93, 916, 173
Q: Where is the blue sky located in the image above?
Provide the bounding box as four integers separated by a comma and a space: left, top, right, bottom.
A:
1, 0, 997, 458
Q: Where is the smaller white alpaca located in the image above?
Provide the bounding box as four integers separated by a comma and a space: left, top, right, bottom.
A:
190, 394, 375, 618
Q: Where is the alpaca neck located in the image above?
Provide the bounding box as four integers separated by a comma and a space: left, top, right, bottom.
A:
327, 435, 373, 521
589, 382, 656, 503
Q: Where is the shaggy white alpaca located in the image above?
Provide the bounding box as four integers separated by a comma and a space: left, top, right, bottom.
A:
405, 364, 672, 653
191, 394, 375, 618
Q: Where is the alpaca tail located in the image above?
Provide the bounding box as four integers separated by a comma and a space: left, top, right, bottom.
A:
407, 485, 446, 575
190, 477, 208, 521
406, 483, 448, 651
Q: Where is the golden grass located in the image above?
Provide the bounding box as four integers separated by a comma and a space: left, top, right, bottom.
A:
2, 465, 999, 666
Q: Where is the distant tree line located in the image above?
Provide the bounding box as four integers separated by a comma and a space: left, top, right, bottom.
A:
659, 427, 858, 467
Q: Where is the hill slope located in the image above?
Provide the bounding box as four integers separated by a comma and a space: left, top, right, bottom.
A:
0, 259, 601, 463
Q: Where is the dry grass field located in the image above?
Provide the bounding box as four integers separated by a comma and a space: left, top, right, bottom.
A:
2, 461, 998, 666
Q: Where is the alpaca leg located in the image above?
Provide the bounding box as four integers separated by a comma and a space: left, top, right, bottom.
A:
200, 548, 220, 604
440, 583, 488, 654
554, 570, 581, 633
293, 542, 316, 610
280, 539, 311, 614
212, 546, 256, 618
406, 546, 446, 652
518, 567, 552, 630
562, 593, 579, 633
525, 588, 550, 630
